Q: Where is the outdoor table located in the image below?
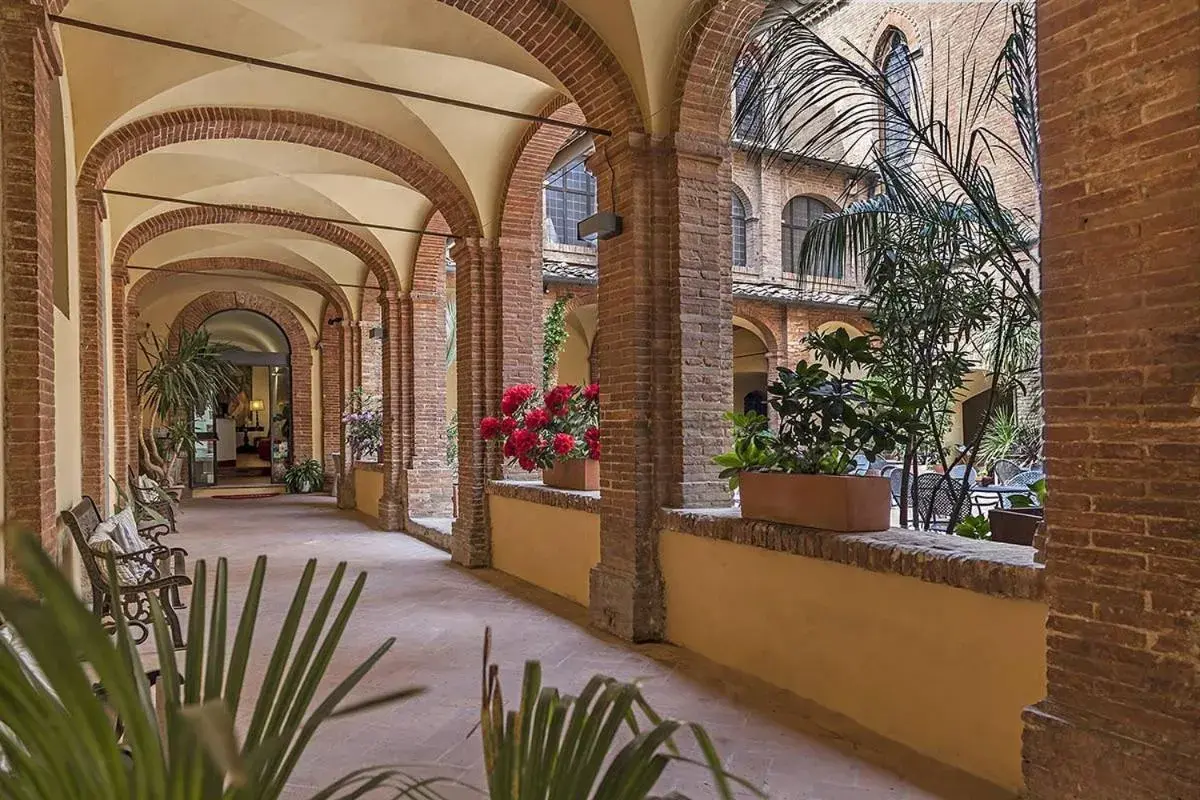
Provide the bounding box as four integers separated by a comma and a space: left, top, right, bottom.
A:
970, 484, 1034, 513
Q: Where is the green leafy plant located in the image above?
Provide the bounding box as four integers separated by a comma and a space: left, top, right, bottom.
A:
953, 514, 991, 540
0, 530, 441, 799
1008, 477, 1046, 509
541, 295, 572, 388
283, 458, 325, 494
446, 411, 459, 469
978, 407, 1042, 469
445, 299, 458, 369
479, 629, 762, 800
138, 329, 243, 485
716, 329, 921, 480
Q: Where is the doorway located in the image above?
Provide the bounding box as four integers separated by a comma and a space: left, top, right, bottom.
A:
189, 310, 293, 490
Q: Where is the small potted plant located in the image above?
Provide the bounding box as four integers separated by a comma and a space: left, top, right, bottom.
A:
988, 478, 1044, 545
480, 382, 601, 491
283, 458, 325, 494
715, 329, 921, 532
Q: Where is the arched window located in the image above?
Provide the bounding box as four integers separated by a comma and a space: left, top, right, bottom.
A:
732, 55, 763, 142
743, 390, 768, 418
881, 29, 914, 162
545, 156, 597, 248
732, 192, 747, 269
781, 196, 837, 278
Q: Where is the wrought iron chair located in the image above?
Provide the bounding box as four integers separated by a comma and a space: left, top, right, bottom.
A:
992, 459, 1023, 484
948, 464, 979, 485
1002, 469, 1045, 508
127, 466, 179, 534
911, 473, 969, 532
62, 498, 190, 648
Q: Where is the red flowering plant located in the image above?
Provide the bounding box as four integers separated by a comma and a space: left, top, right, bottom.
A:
480, 382, 600, 473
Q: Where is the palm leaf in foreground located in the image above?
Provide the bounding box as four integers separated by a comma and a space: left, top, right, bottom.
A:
0, 530, 432, 799
479, 629, 765, 800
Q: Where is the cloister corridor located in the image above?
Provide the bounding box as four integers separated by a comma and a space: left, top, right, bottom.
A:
172, 496, 996, 800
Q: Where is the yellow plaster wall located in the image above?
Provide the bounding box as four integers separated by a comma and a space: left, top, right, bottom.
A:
659, 530, 1047, 793
489, 495, 599, 605
354, 467, 384, 519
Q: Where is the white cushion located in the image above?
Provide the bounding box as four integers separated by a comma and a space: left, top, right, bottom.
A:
111, 508, 153, 553
87, 526, 150, 587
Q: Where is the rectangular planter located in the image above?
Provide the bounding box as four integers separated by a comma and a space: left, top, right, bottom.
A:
542, 458, 600, 491
739, 472, 892, 532
989, 507, 1043, 546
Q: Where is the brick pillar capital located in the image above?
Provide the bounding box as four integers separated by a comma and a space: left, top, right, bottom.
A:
1, 0, 62, 75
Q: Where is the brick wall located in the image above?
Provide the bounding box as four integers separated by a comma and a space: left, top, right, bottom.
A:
1024, 1, 1200, 797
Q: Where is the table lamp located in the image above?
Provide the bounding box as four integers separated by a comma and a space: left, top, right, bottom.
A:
249, 398, 265, 427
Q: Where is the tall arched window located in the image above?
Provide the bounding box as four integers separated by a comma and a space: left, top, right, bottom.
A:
545, 156, 597, 247
732, 54, 763, 142
732, 192, 747, 269
781, 196, 837, 278
881, 29, 914, 162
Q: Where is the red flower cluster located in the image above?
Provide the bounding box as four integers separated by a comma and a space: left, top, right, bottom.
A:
501, 383, 537, 416
480, 382, 601, 473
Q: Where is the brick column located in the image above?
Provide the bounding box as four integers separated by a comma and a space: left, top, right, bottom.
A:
587, 132, 733, 642
451, 238, 501, 567
1, 0, 59, 551
360, 294, 382, 398
497, 234, 542, 480
319, 315, 341, 486
336, 321, 356, 510
77, 188, 108, 506
1022, 2, 1200, 798
349, 320, 363, 396
125, 299, 140, 474
377, 289, 404, 530
110, 269, 130, 485
406, 285, 454, 518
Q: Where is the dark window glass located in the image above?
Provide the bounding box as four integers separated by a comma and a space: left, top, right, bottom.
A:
545, 157, 597, 248
882, 30, 914, 162
744, 390, 768, 418
733, 56, 764, 141
732, 192, 747, 268
781, 196, 838, 278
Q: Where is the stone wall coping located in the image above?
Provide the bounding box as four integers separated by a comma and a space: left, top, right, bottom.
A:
488, 479, 601, 514
354, 460, 383, 473
660, 507, 1045, 601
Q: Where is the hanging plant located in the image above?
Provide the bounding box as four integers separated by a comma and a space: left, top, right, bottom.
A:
541, 295, 572, 388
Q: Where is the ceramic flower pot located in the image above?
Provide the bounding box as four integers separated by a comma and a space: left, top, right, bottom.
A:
542, 458, 600, 491
988, 507, 1043, 546
739, 472, 892, 532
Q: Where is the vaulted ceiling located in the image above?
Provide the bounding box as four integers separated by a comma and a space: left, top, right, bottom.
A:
55, 0, 727, 333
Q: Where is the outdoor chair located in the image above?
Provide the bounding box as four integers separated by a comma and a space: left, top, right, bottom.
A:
991, 459, 1023, 484
1001, 469, 1045, 508
849, 453, 871, 475
911, 473, 969, 532
948, 464, 979, 485
128, 466, 180, 534
62, 498, 190, 648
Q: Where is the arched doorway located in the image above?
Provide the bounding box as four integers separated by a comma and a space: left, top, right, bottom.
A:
191, 309, 293, 490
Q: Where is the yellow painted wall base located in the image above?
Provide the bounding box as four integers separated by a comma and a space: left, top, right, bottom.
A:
659, 530, 1047, 793
355, 467, 384, 519
489, 495, 600, 605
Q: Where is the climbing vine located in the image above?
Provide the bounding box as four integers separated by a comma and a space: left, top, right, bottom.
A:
542, 295, 572, 387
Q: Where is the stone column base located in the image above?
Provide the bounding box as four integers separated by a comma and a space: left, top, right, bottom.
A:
1022, 703, 1200, 799
451, 515, 490, 568
587, 563, 665, 643
377, 494, 405, 531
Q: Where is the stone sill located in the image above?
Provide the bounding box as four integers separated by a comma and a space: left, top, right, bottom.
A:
660, 507, 1045, 601
488, 480, 600, 514
354, 461, 383, 472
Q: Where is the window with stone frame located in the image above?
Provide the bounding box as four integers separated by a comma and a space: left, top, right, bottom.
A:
881, 29, 915, 164
544, 156, 597, 248
781, 196, 838, 279
732, 192, 748, 269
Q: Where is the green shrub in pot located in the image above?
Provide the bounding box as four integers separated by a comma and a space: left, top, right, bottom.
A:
283, 458, 325, 493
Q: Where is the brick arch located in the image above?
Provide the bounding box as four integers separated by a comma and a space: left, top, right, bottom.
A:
114, 204, 396, 292
675, 0, 768, 137
127, 257, 352, 319
433, 0, 642, 136
78, 107, 481, 238
168, 290, 315, 462
499, 99, 587, 242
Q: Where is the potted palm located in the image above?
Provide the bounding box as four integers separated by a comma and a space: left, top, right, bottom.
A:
480, 382, 601, 491
283, 458, 325, 493
716, 329, 921, 532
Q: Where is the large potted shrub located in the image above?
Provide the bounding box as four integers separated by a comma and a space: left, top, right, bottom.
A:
716, 329, 921, 532
480, 382, 601, 491
283, 457, 325, 493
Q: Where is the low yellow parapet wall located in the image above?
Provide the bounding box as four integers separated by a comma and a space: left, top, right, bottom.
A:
659, 509, 1047, 794
488, 481, 600, 606
354, 462, 384, 519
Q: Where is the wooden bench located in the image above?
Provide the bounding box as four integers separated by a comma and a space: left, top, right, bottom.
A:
62, 498, 191, 648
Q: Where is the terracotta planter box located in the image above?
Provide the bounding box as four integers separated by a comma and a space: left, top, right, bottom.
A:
989, 507, 1043, 546
739, 472, 891, 532
542, 458, 600, 491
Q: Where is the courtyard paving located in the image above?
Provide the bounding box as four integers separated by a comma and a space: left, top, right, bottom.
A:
170, 495, 1007, 800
